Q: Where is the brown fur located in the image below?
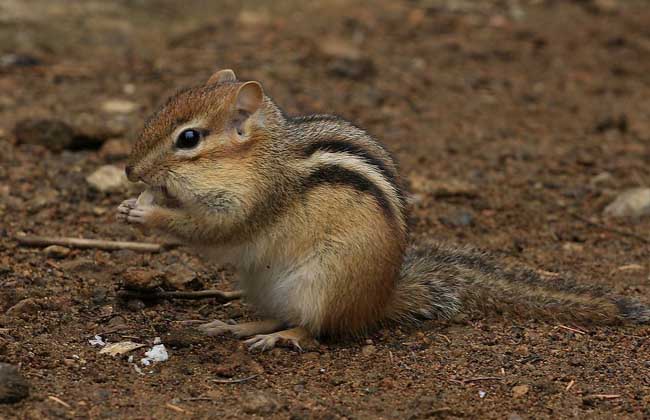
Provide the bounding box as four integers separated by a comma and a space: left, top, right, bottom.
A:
120, 69, 649, 351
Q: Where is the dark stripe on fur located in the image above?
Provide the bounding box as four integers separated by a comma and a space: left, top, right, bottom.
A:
304, 165, 395, 221
302, 140, 404, 206
290, 114, 344, 124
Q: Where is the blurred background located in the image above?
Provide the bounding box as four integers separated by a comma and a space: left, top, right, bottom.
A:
1, 0, 650, 418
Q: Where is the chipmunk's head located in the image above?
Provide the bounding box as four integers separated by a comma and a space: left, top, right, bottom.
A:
126, 69, 269, 210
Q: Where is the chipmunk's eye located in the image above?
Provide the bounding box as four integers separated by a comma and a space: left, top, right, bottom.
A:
175, 129, 202, 149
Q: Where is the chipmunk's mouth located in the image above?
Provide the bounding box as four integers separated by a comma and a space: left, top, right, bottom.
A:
140, 185, 182, 208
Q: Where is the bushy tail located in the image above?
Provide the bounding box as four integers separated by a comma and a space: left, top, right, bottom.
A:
386, 242, 650, 326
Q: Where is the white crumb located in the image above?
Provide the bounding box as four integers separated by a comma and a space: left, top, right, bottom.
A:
88, 335, 106, 347
140, 344, 169, 366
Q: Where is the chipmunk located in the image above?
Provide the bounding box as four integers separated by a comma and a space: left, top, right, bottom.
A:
117, 68, 650, 351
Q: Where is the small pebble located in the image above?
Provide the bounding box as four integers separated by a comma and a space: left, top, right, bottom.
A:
126, 299, 146, 311
5, 298, 39, 316
603, 188, 650, 218
98, 138, 131, 162
86, 165, 128, 193
562, 242, 584, 254
122, 268, 165, 290
361, 345, 377, 356
241, 392, 280, 415
0, 363, 30, 404
440, 209, 475, 228
512, 384, 530, 398
44, 245, 70, 259
14, 118, 75, 152
101, 99, 138, 114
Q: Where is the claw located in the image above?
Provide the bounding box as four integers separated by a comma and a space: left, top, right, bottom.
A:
245, 335, 278, 352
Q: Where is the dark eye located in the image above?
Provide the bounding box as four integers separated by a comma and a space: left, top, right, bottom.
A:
175, 129, 202, 149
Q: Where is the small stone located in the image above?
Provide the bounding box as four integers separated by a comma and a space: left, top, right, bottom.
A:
301, 352, 319, 361
122, 268, 165, 291
101, 99, 139, 114
589, 171, 613, 188
164, 328, 204, 349
98, 138, 131, 162
590, 0, 619, 14
28, 188, 59, 212
106, 315, 126, 330
59, 258, 97, 273
319, 37, 375, 80
603, 188, 650, 218
6, 298, 40, 316
238, 10, 272, 26
44, 245, 70, 259
0, 363, 30, 404
86, 165, 128, 193
241, 392, 280, 415
330, 376, 345, 386
0, 54, 40, 68
163, 264, 197, 291
562, 242, 584, 253
440, 209, 475, 228
14, 118, 76, 152
126, 299, 146, 311
91, 287, 109, 305
361, 345, 377, 356
512, 384, 530, 398
93, 207, 107, 216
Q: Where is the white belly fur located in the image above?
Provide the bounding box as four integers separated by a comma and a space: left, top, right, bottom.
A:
203, 237, 327, 331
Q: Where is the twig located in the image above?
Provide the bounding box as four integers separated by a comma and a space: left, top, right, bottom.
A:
570, 214, 650, 244
458, 376, 502, 384
436, 334, 452, 344
557, 324, 587, 335
212, 374, 259, 384
566, 380, 575, 391
117, 289, 242, 302
166, 403, 191, 414
584, 394, 621, 400
16, 235, 172, 252
48, 396, 72, 409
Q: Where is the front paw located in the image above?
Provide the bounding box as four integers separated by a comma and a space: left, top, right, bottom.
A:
117, 198, 158, 226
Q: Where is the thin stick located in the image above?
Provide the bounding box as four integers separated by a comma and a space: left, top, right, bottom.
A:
16, 235, 171, 252
48, 396, 72, 409
566, 380, 575, 391
584, 394, 621, 400
212, 374, 259, 384
557, 324, 587, 335
117, 289, 242, 302
570, 214, 650, 244
166, 403, 191, 414
460, 376, 502, 383
437, 334, 452, 344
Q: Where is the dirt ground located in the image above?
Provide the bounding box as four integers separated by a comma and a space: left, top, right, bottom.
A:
1, 0, 650, 418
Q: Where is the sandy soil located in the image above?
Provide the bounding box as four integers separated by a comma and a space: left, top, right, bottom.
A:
1, 0, 650, 418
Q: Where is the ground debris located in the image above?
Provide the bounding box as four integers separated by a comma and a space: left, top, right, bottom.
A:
0, 363, 29, 404
603, 188, 650, 218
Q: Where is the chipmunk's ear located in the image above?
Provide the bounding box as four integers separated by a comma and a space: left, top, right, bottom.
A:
233, 81, 264, 136
207, 69, 237, 85
235, 81, 264, 116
